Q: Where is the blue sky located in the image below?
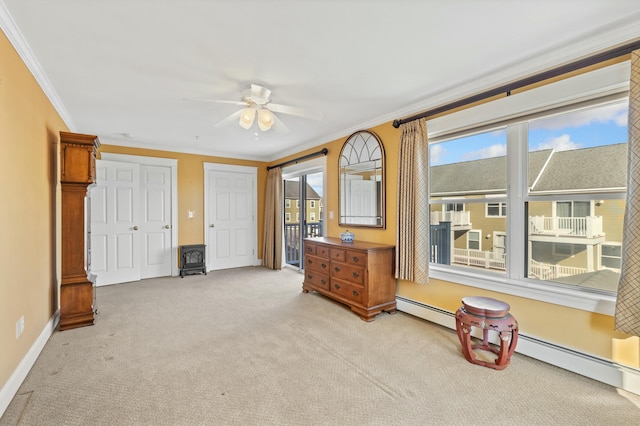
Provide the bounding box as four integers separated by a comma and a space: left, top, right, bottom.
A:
430, 101, 628, 166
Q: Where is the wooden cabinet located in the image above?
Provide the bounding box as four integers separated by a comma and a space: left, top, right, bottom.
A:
302, 237, 396, 321
59, 131, 100, 330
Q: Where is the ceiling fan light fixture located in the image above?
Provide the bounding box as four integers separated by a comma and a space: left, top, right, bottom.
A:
239, 107, 255, 129
258, 109, 275, 131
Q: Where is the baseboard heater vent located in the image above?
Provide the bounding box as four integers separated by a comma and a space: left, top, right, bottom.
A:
395, 295, 640, 396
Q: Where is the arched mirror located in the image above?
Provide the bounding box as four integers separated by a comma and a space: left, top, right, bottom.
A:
339, 130, 385, 228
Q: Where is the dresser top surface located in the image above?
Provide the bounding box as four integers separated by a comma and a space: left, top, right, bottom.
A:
305, 236, 394, 250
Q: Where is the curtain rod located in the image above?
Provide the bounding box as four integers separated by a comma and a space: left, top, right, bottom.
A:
266, 147, 328, 170
392, 39, 640, 128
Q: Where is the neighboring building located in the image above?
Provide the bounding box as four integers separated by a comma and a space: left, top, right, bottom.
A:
430, 143, 626, 290
284, 181, 323, 225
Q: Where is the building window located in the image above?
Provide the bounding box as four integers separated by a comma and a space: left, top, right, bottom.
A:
468, 230, 481, 251
296, 200, 300, 208
285, 212, 291, 222
602, 243, 622, 270
285, 199, 291, 208
310, 200, 316, 208
310, 212, 316, 221
426, 61, 629, 311
486, 202, 507, 217
296, 212, 300, 222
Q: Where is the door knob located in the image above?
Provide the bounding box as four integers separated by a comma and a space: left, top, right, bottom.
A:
133, 226, 139, 230
210, 224, 215, 228
164, 225, 170, 229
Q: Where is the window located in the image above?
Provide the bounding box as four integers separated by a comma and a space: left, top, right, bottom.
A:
468, 231, 481, 250
296, 212, 300, 222
426, 61, 629, 313
310, 200, 316, 208
296, 200, 300, 208
602, 243, 622, 270
285, 212, 291, 222
430, 129, 507, 275
310, 212, 316, 221
487, 202, 507, 217
285, 199, 291, 208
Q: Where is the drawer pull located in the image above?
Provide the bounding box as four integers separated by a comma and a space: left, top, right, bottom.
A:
352, 272, 359, 279
307, 274, 312, 279
334, 283, 341, 290
352, 290, 359, 297
308, 259, 313, 264
352, 256, 360, 263
334, 267, 341, 272
321, 279, 327, 285
321, 263, 328, 269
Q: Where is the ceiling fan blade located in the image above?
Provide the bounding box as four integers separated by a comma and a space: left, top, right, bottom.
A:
250, 84, 271, 103
267, 103, 323, 120
271, 114, 290, 134
183, 97, 247, 106
214, 110, 242, 128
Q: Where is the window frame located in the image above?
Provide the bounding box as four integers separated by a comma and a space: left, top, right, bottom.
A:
426, 61, 630, 315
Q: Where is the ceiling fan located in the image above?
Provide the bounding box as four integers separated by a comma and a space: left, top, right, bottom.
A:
194, 84, 323, 132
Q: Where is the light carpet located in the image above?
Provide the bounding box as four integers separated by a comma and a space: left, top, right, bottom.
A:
2, 266, 640, 425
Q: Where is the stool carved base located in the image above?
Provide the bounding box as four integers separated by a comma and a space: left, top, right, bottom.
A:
455, 297, 519, 370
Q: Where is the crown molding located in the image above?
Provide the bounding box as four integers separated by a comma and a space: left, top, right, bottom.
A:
0, 1, 76, 130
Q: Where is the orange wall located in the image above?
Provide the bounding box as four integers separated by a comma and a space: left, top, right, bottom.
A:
0, 30, 69, 387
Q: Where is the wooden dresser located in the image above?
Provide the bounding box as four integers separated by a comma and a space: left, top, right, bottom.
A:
302, 237, 396, 321
59, 131, 100, 330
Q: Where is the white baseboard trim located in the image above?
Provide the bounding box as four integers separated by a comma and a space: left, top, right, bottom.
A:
0, 310, 59, 417
396, 296, 640, 396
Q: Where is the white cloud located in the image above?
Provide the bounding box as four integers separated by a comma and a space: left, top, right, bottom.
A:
429, 143, 447, 165
530, 102, 628, 131
462, 143, 506, 161
534, 134, 581, 151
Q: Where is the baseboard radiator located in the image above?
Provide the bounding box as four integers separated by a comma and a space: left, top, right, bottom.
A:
396, 296, 640, 396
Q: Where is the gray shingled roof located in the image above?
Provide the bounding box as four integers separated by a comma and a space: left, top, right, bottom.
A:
430, 149, 552, 195
531, 143, 627, 193
284, 180, 321, 199
430, 144, 627, 196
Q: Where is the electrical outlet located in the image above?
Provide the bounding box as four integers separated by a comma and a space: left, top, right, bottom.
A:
16, 316, 24, 339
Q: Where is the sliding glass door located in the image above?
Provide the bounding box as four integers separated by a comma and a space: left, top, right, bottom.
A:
282, 166, 325, 269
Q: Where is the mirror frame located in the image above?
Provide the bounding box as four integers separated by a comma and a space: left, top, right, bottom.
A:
338, 130, 386, 228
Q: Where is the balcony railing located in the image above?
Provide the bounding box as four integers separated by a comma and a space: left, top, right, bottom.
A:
430, 211, 471, 226
453, 248, 506, 271
528, 259, 587, 280
284, 222, 323, 266
529, 216, 604, 238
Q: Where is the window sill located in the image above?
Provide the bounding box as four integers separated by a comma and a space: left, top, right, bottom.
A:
429, 264, 617, 316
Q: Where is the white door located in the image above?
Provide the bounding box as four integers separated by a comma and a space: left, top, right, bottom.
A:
140, 165, 172, 278
494, 232, 506, 256
90, 160, 141, 286
205, 164, 257, 271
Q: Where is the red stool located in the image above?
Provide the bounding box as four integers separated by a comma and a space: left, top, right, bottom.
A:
455, 296, 518, 370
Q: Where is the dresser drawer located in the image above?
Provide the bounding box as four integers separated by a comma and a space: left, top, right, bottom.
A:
346, 250, 367, 267
317, 245, 330, 258
329, 248, 346, 262
304, 271, 330, 291
304, 255, 330, 274
331, 278, 364, 304
304, 242, 317, 256
330, 262, 364, 285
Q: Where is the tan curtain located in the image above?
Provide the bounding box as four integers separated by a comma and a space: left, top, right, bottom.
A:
262, 167, 283, 270
396, 119, 430, 284
615, 49, 640, 335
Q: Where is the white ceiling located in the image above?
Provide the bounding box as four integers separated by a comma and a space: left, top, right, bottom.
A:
2, 1, 640, 161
